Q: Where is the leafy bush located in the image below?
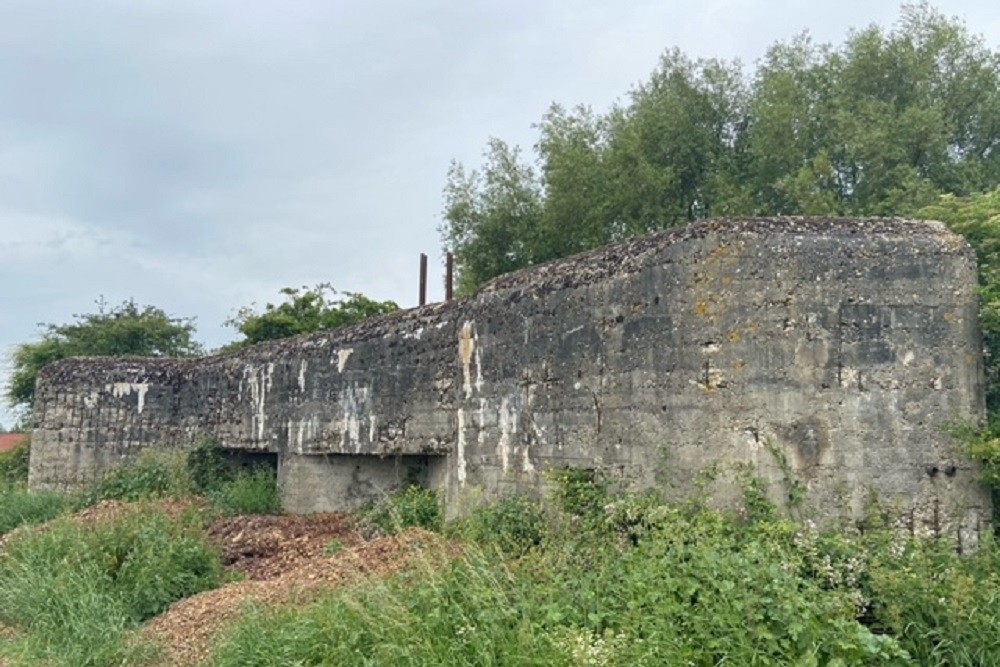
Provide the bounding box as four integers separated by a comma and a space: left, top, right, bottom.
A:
84, 451, 192, 504
0, 438, 30, 489
213, 500, 920, 666
448, 495, 546, 557
0, 506, 221, 667
185, 441, 281, 515
364, 485, 442, 534
865, 533, 1000, 665
548, 467, 609, 520
210, 467, 281, 515
187, 440, 234, 494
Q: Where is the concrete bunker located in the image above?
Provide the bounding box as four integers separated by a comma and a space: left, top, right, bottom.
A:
28, 218, 992, 544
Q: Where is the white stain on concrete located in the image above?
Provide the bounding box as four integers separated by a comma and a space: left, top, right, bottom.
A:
106, 382, 150, 414
456, 408, 467, 485
840, 367, 860, 389
298, 361, 308, 393
83, 391, 100, 409
244, 364, 274, 441
335, 348, 354, 373
522, 446, 535, 473
286, 416, 321, 454
902, 350, 915, 366
477, 399, 488, 451
339, 383, 369, 451
497, 396, 517, 474
474, 347, 484, 394
459, 321, 477, 398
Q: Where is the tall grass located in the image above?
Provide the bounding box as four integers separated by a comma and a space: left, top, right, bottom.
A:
80, 443, 282, 515
0, 506, 221, 667
208, 466, 281, 515
211, 545, 573, 667
0, 439, 72, 538
211, 475, 1000, 667
0, 488, 70, 537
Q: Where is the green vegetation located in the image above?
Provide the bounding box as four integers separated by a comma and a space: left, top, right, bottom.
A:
208, 467, 281, 516
0, 439, 29, 489
7, 298, 202, 413
0, 489, 71, 538
0, 443, 274, 666
364, 484, 443, 534
918, 188, 1000, 411
224, 283, 399, 350
447, 494, 546, 558
0, 506, 220, 667
210, 476, 1000, 667
85, 452, 193, 505
442, 4, 1000, 293
1, 453, 1000, 665
185, 440, 282, 515
0, 438, 71, 539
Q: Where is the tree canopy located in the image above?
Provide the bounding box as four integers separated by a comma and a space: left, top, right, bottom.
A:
442, 3, 1000, 293
7, 299, 202, 410
224, 284, 399, 350
917, 187, 1000, 411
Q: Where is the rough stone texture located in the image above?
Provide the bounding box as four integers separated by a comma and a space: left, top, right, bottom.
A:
29, 218, 990, 544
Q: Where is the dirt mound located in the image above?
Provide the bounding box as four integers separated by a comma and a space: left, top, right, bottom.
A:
143, 528, 444, 666
1, 501, 443, 667
207, 512, 360, 580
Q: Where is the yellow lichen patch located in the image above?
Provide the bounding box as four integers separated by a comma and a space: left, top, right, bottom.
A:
694, 301, 710, 317
709, 245, 730, 262
733, 359, 746, 371
728, 330, 742, 343
943, 311, 959, 324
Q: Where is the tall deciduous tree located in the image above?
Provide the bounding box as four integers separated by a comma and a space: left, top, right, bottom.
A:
441, 139, 543, 295
918, 187, 1000, 411
225, 284, 398, 349
441, 3, 1000, 292
7, 299, 202, 410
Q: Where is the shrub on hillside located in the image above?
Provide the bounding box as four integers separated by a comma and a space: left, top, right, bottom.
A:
209, 467, 282, 515
84, 451, 192, 504
186, 439, 234, 494
448, 495, 546, 557
364, 485, 442, 534
213, 502, 918, 666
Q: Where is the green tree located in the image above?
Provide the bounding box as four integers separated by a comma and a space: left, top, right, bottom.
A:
918, 187, 1000, 410
225, 284, 398, 349
441, 3, 1000, 292
441, 139, 544, 295
7, 299, 202, 410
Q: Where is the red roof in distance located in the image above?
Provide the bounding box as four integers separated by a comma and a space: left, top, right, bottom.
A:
0, 433, 27, 453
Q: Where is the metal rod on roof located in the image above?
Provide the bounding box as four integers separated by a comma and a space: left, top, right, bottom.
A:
445, 251, 454, 301
419, 253, 428, 306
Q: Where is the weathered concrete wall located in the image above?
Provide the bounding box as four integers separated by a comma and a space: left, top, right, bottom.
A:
29, 218, 990, 542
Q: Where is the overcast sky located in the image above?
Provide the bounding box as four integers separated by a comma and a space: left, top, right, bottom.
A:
1, 1, 998, 426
